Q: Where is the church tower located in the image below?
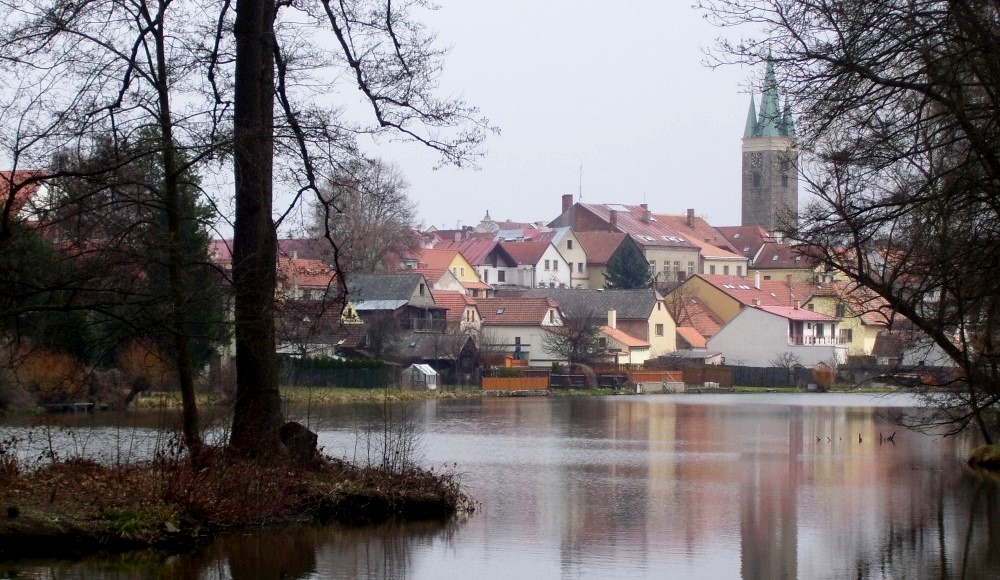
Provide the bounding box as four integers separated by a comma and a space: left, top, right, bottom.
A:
742, 60, 798, 234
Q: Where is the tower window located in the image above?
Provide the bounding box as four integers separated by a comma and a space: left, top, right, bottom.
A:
753, 173, 762, 189
782, 174, 789, 187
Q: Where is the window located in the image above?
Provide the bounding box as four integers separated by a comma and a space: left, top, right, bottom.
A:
553, 261, 558, 271
461, 267, 465, 276
737, 265, 743, 276
419, 283, 425, 296
835, 302, 847, 318
840, 328, 853, 343
688, 261, 695, 276
709, 265, 716, 274
598, 337, 608, 348
781, 174, 789, 187
578, 262, 583, 273
649, 260, 656, 273
655, 324, 664, 337
674, 261, 680, 274
549, 310, 556, 323
544, 260, 550, 270
483, 270, 489, 283
498, 270, 506, 282
567, 239, 573, 250
723, 265, 730, 275
764, 275, 772, 281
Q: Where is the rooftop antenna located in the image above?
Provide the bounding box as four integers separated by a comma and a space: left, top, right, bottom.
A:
578, 163, 583, 201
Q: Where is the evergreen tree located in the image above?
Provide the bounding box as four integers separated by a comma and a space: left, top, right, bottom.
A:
604, 238, 651, 290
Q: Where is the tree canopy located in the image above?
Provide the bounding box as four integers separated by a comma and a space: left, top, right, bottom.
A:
701, 0, 1000, 442
604, 238, 652, 290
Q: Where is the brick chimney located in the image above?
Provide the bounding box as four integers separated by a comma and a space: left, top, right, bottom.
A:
609, 209, 618, 231
562, 193, 573, 213
687, 208, 694, 227
641, 203, 651, 223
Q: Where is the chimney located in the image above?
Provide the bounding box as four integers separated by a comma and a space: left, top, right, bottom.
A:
608, 309, 617, 329
292, 250, 297, 260
752, 298, 760, 306
794, 300, 801, 309
562, 193, 573, 213
754, 270, 761, 289
642, 206, 652, 222
609, 210, 618, 231
454, 231, 461, 242
687, 208, 694, 227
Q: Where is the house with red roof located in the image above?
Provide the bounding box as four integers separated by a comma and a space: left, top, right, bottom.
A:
499, 239, 570, 289
707, 304, 847, 367
432, 290, 482, 334
431, 237, 519, 288
405, 247, 492, 297
276, 255, 337, 300
804, 282, 899, 356
549, 196, 701, 286
667, 273, 829, 325
475, 296, 564, 367
657, 209, 750, 280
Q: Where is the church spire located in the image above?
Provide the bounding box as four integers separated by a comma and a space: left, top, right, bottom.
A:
757, 59, 782, 137
744, 94, 759, 138
781, 98, 796, 137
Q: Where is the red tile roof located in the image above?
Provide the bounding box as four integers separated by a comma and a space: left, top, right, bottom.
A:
753, 242, 819, 269
755, 305, 839, 322
575, 203, 698, 250
716, 225, 772, 259
277, 256, 336, 289
574, 231, 627, 265
656, 213, 745, 259
433, 238, 500, 265
476, 296, 559, 326
499, 240, 550, 265
695, 274, 825, 308
415, 248, 462, 270
667, 295, 724, 338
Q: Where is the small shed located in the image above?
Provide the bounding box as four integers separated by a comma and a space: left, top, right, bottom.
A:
402, 363, 438, 390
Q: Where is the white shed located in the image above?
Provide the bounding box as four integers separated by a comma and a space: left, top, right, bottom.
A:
402, 364, 438, 390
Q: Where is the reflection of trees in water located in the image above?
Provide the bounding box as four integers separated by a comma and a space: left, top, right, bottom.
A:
850, 472, 1000, 579
183, 519, 461, 579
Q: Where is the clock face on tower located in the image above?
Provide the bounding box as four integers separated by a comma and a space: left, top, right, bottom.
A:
750, 152, 762, 170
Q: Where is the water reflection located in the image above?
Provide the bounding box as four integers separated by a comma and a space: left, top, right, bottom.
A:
2, 394, 999, 579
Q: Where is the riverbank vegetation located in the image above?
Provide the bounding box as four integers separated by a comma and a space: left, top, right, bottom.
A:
0, 433, 470, 561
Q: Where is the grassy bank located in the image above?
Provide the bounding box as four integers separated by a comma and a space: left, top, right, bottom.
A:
0, 446, 469, 561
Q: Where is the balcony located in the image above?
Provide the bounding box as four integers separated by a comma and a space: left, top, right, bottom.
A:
788, 335, 846, 346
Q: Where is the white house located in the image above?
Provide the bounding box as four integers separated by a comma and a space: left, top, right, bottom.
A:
707, 305, 848, 367
476, 296, 564, 367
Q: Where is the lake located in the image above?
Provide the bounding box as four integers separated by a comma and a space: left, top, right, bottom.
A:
2, 393, 998, 579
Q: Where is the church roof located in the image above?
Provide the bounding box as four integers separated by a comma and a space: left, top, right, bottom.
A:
744, 60, 795, 139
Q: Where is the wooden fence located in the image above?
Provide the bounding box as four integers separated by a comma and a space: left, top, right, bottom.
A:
630, 370, 683, 384
481, 376, 550, 391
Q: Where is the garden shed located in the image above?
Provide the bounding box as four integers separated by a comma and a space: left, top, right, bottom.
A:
402, 363, 438, 390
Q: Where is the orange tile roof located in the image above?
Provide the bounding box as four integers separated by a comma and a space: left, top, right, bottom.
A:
600, 326, 649, 348
676, 326, 707, 349
574, 203, 698, 250
476, 296, 559, 326
415, 248, 462, 270
277, 256, 336, 289
431, 290, 478, 323
755, 305, 839, 322
433, 238, 501, 265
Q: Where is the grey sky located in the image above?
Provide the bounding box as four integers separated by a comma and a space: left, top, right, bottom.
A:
377, 1, 757, 230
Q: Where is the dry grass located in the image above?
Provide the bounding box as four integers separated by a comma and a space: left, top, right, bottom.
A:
0, 445, 470, 560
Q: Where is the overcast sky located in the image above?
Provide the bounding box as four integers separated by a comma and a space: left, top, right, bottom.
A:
373, 1, 760, 231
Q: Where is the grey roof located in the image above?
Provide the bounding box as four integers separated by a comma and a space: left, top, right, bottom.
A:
353, 299, 409, 312
519, 288, 661, 319
347, 273, 425, 302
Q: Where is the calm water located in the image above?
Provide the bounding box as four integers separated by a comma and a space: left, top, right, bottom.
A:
2, 393, 999, 579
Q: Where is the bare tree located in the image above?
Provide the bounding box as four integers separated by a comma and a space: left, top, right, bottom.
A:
701, 1, 1000, 442
0, 0, 492, 460
542, 308, 604, 365
310, 158, 422, 275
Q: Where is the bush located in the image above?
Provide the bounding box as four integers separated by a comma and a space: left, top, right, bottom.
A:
14, 347, 86, 404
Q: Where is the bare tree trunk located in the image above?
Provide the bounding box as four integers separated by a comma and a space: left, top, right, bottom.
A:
230, 0, 284, 458
151, 9, 203, 456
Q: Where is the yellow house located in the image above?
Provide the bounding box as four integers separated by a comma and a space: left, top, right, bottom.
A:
668, 273, 824, 325
804, 283, 896, 356
411, 248, 492, 297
